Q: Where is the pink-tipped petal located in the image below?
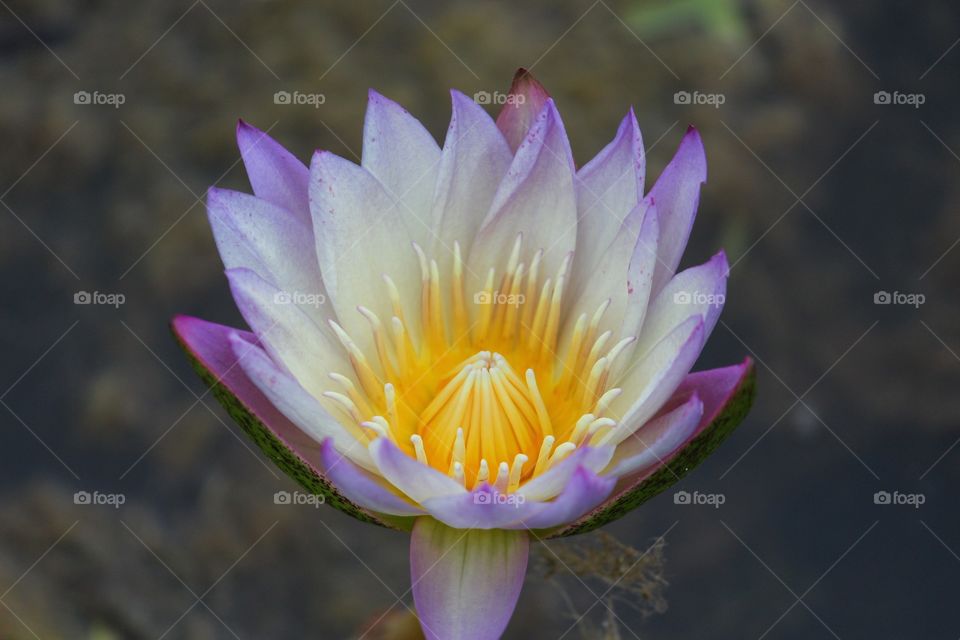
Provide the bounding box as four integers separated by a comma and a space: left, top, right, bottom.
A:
236, 120, 310, 221
494, 68, 550, 153
362, 90, 441, 249
649, 126, 707, 294
411, 518, 529, 640
319, 439, 423, 517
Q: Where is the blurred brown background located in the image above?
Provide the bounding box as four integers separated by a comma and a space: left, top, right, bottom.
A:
1, 0, 958, 637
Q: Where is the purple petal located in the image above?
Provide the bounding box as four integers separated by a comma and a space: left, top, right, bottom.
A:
420, 467, 616, 531
419, 483, 539, 529
411, 518, 529, 640
172, 315, 322, 462
674, 359, 754, 426
516, 445, 615, 502
494, 68, 551, 152
649, 126, 707, 294
368, 437, 467, 503
319, 439, 423, 517
520, 467, 616, 529
236, 120, 310, 221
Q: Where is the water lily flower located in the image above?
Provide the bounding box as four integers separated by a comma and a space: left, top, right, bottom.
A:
173, 70, 754, 640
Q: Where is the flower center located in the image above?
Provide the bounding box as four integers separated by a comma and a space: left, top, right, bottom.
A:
322, 236, 631, 490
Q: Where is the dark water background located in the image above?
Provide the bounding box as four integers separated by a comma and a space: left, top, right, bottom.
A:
1, 0, 958, 637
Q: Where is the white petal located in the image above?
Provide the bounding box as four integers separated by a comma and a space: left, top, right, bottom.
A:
227, 268, 349, 399
362, 90, 441, 250
568, 110, 645, 303
208, 188, 331, 328
431, 90, 513, 271
605, 316, 705, 445
309, 151, 422, 354
633, 251, 727, 360
467, 99, 577, 291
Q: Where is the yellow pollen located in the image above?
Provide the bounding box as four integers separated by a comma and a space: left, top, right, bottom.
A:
322, 236, 626, 491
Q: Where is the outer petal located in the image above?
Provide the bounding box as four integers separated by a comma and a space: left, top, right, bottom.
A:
432, 90, 513, 272
467, 99, 577, 293
236, 120, 310, 221
569, 109, 645, 304
362, 90, 441, 249
649, 126, 707, 294
604, 393, 704, 478
550, 359, 755, 537
494, 68, 550, 152
226, 267, 347, 399
369, 437, 467, 503
309, 151, 422, 355
411, 518, 528, 640
170, 316, 392, 528
319, 439, 423, 517
208, 188, 330, 328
